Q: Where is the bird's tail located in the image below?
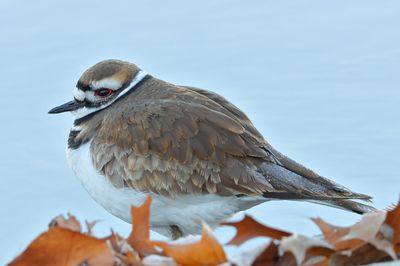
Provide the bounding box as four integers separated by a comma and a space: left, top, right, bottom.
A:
260, 147, 375, 214
308, 198, 376, 214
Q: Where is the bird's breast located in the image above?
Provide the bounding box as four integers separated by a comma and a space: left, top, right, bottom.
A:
66, 138, 147, 222
65, 136, 262, 237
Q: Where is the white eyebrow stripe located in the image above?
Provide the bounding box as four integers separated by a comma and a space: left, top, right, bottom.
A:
91, 78, 122, 90
72, 70, 148, 120
116, 70, 148, 99
73, 87, 86, 101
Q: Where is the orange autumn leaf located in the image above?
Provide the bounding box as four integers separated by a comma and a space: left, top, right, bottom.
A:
122, 251, 143, 266
252, 242, 281, 266
153, 222, 227, 266
7, 193, 400, 266
314, 212, 397, 259
337, 212, 397, 258
254, 249, 298, 266
127, 195, 159, 256
223, 215, 290, 246
108, 230, 127, 254
280, 234, 334, 265
312, 217, 363, 250
8, 227, 113, 266
312, 217, 349, 243
85, 220, 98, 236
384, 201, 400, 248
306, 246, 335, 261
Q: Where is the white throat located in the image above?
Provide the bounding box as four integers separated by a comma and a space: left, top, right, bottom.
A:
72, 70, 148, 119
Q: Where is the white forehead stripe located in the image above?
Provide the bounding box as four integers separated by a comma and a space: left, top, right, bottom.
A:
73, 87, 86, 101
72, 70, 148, 119
91, 78, 122, 90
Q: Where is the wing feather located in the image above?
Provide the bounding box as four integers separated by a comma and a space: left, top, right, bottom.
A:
92, 93, 272, 196
89, 84, 371, 205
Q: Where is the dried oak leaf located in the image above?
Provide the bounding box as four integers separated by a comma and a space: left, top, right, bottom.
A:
227, 241, 273, 266
108, 230, 128, 254
222, 215, 291, 246
8, 227, 113, 266
280, 234, 334, 266
338, 212, 397, 259
254, 244, 299, 266
314, 212, 397, 259
127, 195, 160, 257
331, 243, 393, 265
384, 201, 400, 249
117, 251, 143, 266
107, 230, 143, 266
153, 222, 227, 266
252, 242, 281, 266
49, 213, 81, 232
85, 220, 98, 236
312, 218, 363, 250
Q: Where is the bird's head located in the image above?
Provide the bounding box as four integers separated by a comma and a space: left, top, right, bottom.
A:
48, 59, 146, 119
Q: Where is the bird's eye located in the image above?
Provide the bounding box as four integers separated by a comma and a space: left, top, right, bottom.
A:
94, 88, 114, 97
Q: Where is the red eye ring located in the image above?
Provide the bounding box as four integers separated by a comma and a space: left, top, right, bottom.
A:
95, 88, 114, 97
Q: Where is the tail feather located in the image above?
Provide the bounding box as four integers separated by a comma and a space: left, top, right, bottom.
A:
259, 156, 375, 214
309, 199, 376, 214
268, 146, 372, 201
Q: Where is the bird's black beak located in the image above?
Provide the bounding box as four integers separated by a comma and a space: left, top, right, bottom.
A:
48, 100, 84, 114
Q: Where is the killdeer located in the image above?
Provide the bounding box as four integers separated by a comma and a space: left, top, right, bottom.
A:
49, 59, 374, 239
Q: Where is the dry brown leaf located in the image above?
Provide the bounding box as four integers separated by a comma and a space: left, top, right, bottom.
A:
228, 242, 272, 266
277, 253, 299, 266
314, 211, 398, 259
384, 201, 400, 248
312, 218, 348, 243
330, 243, 392, 265
110, 232, 143, 266
304, 247, 333, 266
127, 195, 160, 256
223, 215, 291, 246
253, 242, 301, 266
123, 251, 143, 266
48, 213, 81, 232
312, 217, 362, 250
253, 240, 331, 266
280, 234, 334, 266
153, 222, 227, 266
252, 242, 281, 266
8, 227, 113, 266
108, 230, 127, 254
8, 194, 400, 266
338, 211, 396, 259
85, 220, 98, 236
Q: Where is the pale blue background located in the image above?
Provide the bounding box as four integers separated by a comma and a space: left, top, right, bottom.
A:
1, 1, 399, 264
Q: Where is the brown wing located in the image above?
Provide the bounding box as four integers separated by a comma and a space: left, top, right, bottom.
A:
91, 90, 278, 197
91, 83, 372, 208
183, 87, 373, 210
182, 86, 268, 145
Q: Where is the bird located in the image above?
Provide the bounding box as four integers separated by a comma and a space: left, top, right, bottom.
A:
49, 59, 374, 239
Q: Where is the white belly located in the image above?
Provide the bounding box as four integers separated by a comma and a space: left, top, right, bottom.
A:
66, 140, 262, 237
67, 140, 147, 222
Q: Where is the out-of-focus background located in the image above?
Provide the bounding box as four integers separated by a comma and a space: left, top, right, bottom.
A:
1, 0, 399, 264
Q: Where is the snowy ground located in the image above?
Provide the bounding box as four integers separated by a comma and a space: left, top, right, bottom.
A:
1, 0, 400, 264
